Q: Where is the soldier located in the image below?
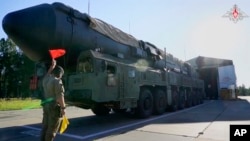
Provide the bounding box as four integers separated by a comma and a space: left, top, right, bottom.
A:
40, 59, 66, 141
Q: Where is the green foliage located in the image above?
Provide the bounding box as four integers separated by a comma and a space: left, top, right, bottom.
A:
0, 38, 35, 98
238, 84, 250, 96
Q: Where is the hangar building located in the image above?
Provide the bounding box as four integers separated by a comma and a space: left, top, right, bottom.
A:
187, 56, 237, 100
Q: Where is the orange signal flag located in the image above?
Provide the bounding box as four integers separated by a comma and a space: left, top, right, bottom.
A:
59, 115, 69, 134
49, 49, 66, 59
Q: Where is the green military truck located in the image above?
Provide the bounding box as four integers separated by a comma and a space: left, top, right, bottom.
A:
3, 2, 205, 118
65, 49, 204, 118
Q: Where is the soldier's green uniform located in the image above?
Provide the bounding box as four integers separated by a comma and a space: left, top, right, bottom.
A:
40, 74, 65, 141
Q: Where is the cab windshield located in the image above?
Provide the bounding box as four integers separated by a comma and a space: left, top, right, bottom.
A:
78, 57, 93, 73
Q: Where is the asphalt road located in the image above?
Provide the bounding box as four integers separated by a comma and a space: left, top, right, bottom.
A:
0, 96, 250, 141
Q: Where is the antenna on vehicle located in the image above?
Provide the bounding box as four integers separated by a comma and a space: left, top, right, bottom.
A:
129, 20, 130, 34
164, 47, 167, 71
184, 44, 186, 61
88, 0, 90, 15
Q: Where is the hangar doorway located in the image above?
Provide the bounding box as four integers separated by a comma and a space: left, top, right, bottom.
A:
199, 68, 219, 99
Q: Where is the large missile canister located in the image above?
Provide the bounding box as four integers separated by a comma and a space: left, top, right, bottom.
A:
2, 2, 140, 67
2, 2, 192, 74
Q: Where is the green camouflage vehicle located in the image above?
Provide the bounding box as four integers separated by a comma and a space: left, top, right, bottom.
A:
3, 2, 205, 118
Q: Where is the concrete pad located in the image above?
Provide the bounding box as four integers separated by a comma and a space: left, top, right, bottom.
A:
97, 97, 250, 141
96, 130, 194, 141
137, 122, 209, 138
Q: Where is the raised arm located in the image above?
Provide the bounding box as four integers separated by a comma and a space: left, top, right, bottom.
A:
46, 59, 56, 76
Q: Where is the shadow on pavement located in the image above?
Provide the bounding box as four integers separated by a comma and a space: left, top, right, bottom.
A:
1, 97, 249, 140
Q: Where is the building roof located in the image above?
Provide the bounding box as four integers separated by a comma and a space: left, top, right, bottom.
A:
187, 56, 233, 69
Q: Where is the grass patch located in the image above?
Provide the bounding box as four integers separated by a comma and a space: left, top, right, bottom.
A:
0, 98, 41, 111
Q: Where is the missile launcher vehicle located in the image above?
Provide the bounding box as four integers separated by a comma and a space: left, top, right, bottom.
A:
2, 2, 205, 118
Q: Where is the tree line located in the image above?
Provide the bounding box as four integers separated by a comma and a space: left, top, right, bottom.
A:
238, 84, 250, 96
0, 38, 34, 98
1, 37, 250, 98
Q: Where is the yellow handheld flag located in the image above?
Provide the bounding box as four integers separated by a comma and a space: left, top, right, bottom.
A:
59, 115, 69, 134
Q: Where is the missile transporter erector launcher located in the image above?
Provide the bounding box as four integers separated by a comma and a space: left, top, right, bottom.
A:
2, 2, 205, 118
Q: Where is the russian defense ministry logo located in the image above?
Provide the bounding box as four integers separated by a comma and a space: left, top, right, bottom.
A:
222, 4, 248, 23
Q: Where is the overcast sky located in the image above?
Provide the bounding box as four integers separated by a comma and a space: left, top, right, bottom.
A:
0, 0, 249, 87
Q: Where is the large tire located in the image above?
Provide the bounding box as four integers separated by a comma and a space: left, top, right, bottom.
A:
153, 89, 167, 115
178, 91, 185, 109
170, 91, 178, 111
192, 92, 198, 106
136, 88, 153, 118
197, 91, 203, 104
186, 91, 192, 107
200, 92, 204, 104
91, 103, 110, 116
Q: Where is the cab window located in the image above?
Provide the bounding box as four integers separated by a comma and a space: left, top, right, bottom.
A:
106, 64, 117, 86
78, 57, 93, 73
107, 65, 116, 74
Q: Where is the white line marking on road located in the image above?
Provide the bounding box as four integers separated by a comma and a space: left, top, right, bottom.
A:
21, 129, 40, 137
23, 101, 213, 140
22, 125, 86, 140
